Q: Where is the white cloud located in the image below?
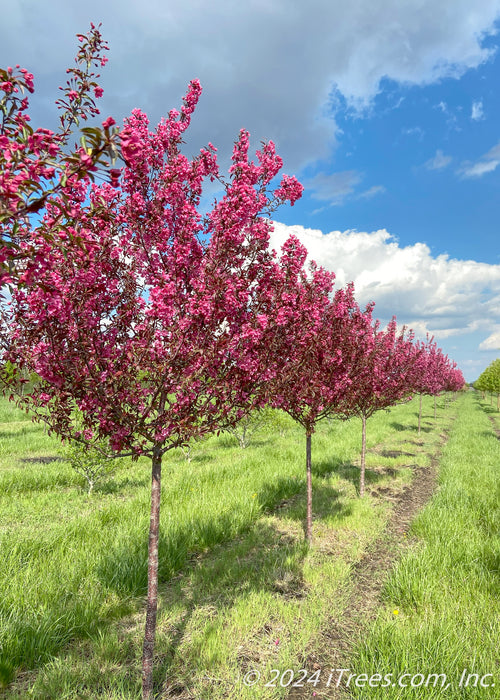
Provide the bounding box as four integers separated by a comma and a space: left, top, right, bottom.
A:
458, 139, 500, 177
459, 157, 500, 177
305, 171, 363, 204
479, 330, 500, 350
1, 0, 499, 173
358, 185, 386, 199
402, 126, 425, 139
304, 171, 385, 206
471, 99, 485, 120
269, 221, 500, 344
425, 149, 452, 170
483, 142, 500, 160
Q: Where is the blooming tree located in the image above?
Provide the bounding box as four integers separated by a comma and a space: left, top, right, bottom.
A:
3, 78, 303, 698
267, 260, 374, 540
342, 318, 420, 496
412, 338, 462, 430
442, 362, 466, 398
0, 24, 121, 285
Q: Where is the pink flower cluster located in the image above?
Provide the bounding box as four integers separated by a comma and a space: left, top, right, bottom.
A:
0, 25, 120, 286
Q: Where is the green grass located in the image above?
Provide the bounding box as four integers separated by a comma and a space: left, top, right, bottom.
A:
347, 391, 500, 699
0, 393, 464, 698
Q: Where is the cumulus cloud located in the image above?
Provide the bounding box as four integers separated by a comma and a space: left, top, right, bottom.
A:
269, 221, 500, 348
1, 0, 499, 173
425, 149, 452, 170
479, 330, 500, 350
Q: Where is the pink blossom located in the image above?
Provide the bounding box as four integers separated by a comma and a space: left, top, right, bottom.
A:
102, 116, 116, 129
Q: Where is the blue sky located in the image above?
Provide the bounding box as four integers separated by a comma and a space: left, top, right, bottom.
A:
281, 58, 500, 265
2, 0, 500, 380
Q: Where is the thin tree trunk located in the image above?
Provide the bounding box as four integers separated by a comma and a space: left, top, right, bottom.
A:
434, 395, 437, 420
142, 445, 162, 700
360, 413, 367, 497
306, 432, 312, 544
418, 394, 422, 434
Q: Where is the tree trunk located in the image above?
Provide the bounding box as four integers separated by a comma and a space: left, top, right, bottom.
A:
360, 413, 367, 497
240, 424, 248, 449
418, 394, 422, 434
306, 431, 312, 544
142, 445, 162, 700
434, 395, 437, 420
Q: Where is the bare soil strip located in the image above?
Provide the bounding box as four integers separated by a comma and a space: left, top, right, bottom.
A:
288, 433, 451, 700
487, 415, 500, 438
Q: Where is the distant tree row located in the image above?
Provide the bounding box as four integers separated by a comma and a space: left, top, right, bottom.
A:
475, 358, 500, 410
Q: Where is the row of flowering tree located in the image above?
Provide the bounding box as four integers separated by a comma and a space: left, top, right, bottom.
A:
411, 337, 465, 430
267, 295, 464, 514
0, 27, 464, 700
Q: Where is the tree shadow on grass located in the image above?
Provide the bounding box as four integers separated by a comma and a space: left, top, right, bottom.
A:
153, 518, 311, 696
26, 481, 349, 698
312, 457, 397, 498
480, 404, 499, 415
4, 464, 352, 698
480, 431, 500, 442
93, 475, 353, 695
380, 449, 415, 458
97, 468, 351, 590
390, 421, 412, 432
189, 453, 213, 464
151, 477, 355, 697
98, 476, 149, 494
26, 515, 313, 699
389, 421, 431, 434
258, 475, 353, 527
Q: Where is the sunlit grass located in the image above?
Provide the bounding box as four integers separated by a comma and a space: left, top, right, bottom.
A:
0, 393, 459, 698
348, 391, 500, 699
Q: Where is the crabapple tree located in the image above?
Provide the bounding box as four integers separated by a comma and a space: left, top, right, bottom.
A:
3, 78, 303, 698
267, 260, 374, 540
342, 318, 420, 496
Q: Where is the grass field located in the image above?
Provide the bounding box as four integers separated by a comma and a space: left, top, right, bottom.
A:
347, 392, 500, 699
0, 392, 497, 698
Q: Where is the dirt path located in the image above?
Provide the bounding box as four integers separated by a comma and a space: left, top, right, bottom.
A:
487, 414, 500, 438
288, 433, 450, 700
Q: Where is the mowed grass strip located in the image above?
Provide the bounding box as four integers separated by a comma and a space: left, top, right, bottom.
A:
346, 391, 500, 699
0, 394, 456, 698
